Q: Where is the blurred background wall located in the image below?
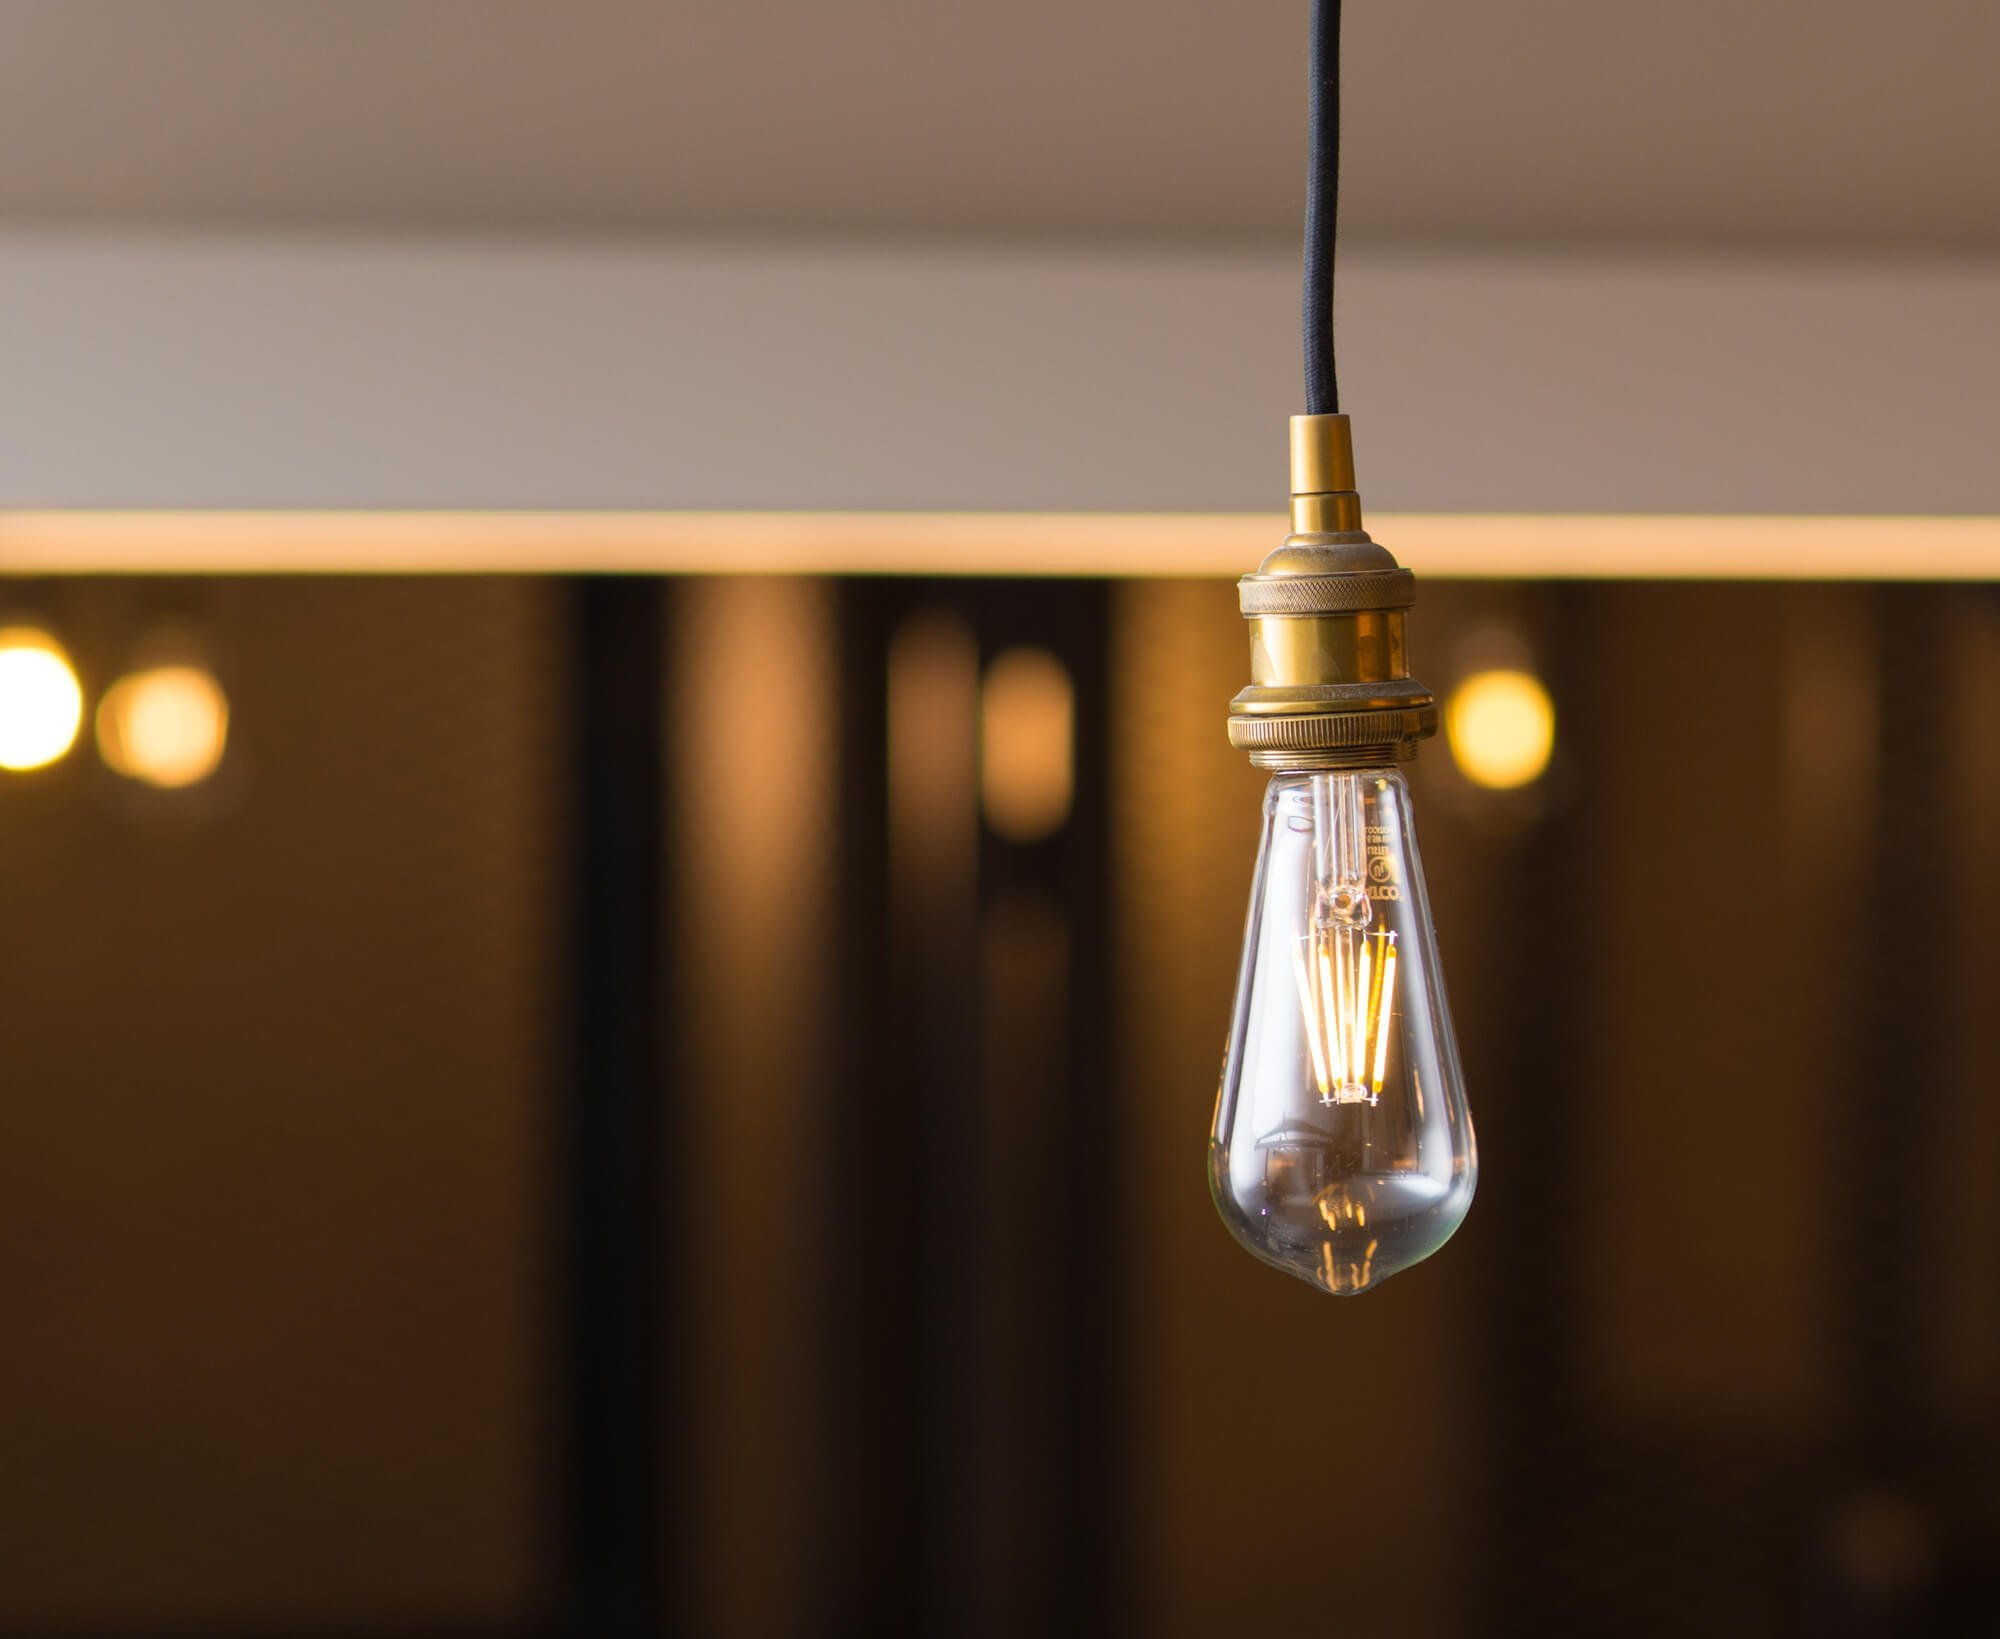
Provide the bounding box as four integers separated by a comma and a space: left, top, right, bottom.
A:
0, 5, 1996, 1638
2, 575, 1993, 1639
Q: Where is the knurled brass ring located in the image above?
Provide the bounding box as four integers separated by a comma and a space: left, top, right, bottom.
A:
1226, 705, 1438, 754
1237, 569, 1416, 616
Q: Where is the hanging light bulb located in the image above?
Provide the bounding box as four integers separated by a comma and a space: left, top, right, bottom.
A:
1211, 416, 1476, 1296
1210, 0, 1475, 1296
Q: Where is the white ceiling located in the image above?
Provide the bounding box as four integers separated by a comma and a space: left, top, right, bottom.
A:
0, 0, 1995, 248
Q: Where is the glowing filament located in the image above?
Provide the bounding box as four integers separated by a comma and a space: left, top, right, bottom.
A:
1352, 939, 1373, 1086
1298, 924, 1399, 1105
1371, 943, 1397, 1097
1293, 941, 1333, 1096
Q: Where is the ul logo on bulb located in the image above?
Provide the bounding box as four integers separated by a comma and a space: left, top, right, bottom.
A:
1368, 853, 1401, 901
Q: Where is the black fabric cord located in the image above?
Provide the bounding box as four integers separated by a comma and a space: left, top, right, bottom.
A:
1303, 0, 1341, 415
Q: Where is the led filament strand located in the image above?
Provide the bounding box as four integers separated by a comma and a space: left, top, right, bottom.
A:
1293, 770, 1397, 1104
1294, 923, 1397, 1104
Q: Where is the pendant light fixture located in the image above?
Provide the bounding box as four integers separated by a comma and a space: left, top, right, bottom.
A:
1209, 1, 1478, 1295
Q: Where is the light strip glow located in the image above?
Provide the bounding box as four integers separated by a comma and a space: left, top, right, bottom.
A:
0, 511, 1995, 579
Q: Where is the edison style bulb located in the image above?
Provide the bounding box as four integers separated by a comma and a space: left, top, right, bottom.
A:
1211, 767, 1475, 1294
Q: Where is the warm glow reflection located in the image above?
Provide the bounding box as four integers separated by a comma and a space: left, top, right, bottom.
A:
979, 646, 1074, 843
1446, 669, 1556, 790
0, 626, 85, 771
888, 612, 979, 904
97, 664, 230, 788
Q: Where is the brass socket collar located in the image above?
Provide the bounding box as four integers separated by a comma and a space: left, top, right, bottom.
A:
1227, 414, 1438, 769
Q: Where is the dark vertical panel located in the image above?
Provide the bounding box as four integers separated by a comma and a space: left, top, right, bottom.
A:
1802, 582, 1966, 1636
1845, 584, 1950, 1454
972, 582, 1120, 1638
819, 580, 925, 1637
1933, 586, 2000, 1421
1053, 581, 1120, 1638
1482, 580, 1604, 1635
893, 590, 983, 1637
559, 577, 668, 1637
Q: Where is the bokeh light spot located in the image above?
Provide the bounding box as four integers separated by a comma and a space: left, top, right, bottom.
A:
980, 646, 1074, 843
0, 626, 85, 771
1445, 668, 1555, 791
97, 664, 230, 789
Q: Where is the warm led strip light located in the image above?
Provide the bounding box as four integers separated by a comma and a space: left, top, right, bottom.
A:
0, 511, 1995, 578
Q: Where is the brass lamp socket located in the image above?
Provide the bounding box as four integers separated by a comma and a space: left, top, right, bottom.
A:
1227, 414, 1439, 770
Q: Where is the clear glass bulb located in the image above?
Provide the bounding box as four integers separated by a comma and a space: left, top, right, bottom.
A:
1211, 768, 1476, 1294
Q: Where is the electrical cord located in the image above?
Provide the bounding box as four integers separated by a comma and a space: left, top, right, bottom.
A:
1303, 0, 1341, 415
